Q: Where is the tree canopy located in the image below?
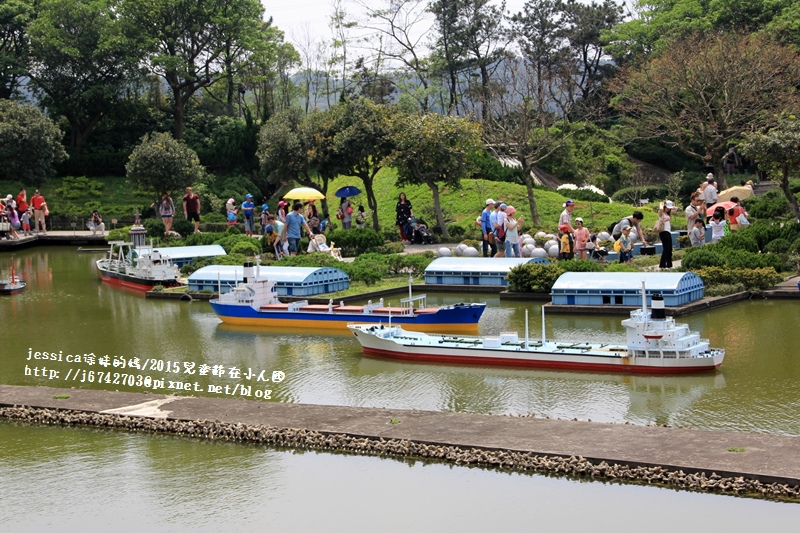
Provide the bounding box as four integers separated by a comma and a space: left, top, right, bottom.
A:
126, 132, 204, 197
0, 99, 67, 184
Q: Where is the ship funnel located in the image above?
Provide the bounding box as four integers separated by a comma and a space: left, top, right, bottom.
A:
243, 261, 255, 283
651, 293, 666, 319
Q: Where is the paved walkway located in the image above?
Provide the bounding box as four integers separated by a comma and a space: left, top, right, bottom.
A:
1, 384, 798, 487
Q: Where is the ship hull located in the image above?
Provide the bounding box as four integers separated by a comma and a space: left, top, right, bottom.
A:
349, 326, 724, 375
97, 266, 178, 292
209, 301, 485, 334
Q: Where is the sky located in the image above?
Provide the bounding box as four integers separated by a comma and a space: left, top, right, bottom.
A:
263, 0, 533, 46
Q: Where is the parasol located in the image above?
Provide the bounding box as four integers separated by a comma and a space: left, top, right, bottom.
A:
283, 187, 325, 200
706, 201, 737, 217
334, 185, 362, 198
717, 185, 753, 203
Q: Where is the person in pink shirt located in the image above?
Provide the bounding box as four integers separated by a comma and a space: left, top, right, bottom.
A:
573, 217, 590, 259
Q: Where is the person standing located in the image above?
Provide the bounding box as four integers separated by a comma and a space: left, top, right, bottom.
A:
182, 187, 201, 233
503, 206, 523, 257
241, 194, 256, 237
481, 199, 496, 257
21, 208, 32, 236
573, 217, 590, 260
152, 193, 175, 236
618, 227, 633, 263
15, 188, 28, 221
685, 191, 704, 228
276, 200, 288, 223
260, 204, 270, 235
30, 190, 47, 235
285, 201, 313, 256
709, 211, 726, 243
558, 200, 575, 254
395, 193, 413, 243
656, 201, 675, 269
705, 177, 718, 209
726, 196, 748, 232
267, 213, 286, 259
689, 218, 706, 247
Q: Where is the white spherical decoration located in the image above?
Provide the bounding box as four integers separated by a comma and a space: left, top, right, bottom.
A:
531, 247, 548, 258
522, 237, 536, 246
454, 243, 467, 256
597, 231, 611, 242
545, 233, 556, 241
463, 247, 479, 257
535, 231, 547, 238
545, 239, 559, 251
547, 245, 559, 257
438, 247, 452, 257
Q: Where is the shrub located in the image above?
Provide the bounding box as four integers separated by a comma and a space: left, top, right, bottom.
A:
230, 240, 261, 256
327, 228, 385, 256
142, 217, 165, 236
562, 188, 610, 203
791, 237, 800, 254
694, 266, 783, 290
681, 247, 726, 270
215, 234, 254, 253
183, 232, 225, 246
447, 224, 466, 239
724, 249, 783, 271
172, 218, 194, 236
271, 253, 342, 268
506, 263, 564, 292
715, 232, 759, 253
556, 259, 605, 272
387, 253, 435, 276
372, 242, 405, 255
705, 283, 747, 297
225, 225, 242, 235
603, 262, 640, 272
742, 190, 789, 220
764, 238, 792, 254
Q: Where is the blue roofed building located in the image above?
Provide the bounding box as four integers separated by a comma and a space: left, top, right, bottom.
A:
188, 265, 349, 296
133, 245, 227, 268
424, 257, 549, 286
550, 272, 704, 307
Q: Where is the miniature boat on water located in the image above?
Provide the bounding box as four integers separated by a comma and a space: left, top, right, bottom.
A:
96, 241, 180, 291
0, 262, 25, 295
348, 287, 724, 374
210, 261, 486, 333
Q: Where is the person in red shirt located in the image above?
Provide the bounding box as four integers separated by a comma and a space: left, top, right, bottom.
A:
30, 190, 47, 234
15, 188, 28, 220
726, 196, 748, 232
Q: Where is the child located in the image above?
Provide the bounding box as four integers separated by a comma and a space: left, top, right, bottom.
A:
260, 204, 270, 235
21, 208, 32, 235
355, 205, 367, 228
690, 218, 706, 247
558, 224, 573, 260
573, 217, 589, 260
226, 198, 238, 226
618, 227, 633, 263
709, 212, 726, 243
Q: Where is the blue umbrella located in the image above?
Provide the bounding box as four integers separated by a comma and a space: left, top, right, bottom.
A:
335, 185, 362, 198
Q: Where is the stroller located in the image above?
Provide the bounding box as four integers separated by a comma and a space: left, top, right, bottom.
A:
407, 217, 435, 245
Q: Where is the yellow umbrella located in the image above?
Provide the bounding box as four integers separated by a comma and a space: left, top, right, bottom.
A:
283, 187, 325, 200
717, 185, 753, 203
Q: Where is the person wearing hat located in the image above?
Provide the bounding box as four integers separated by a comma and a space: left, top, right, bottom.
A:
503, 206, 523, 257
241, 194, 256, 237
574, 217, 590, 260
480, 198, 496, 257
558, 199, 576, 256
277, 200, 288, 223
704, 177, 718, 209
656, 200, 675, 269
260, 204, 271, 236
226, 198, 238, 226
182, 187, 201, 233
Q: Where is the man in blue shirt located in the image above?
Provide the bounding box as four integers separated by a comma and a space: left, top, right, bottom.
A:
241, 194, 256, 237
481, 198, 496, 257
285, 201, 313, 256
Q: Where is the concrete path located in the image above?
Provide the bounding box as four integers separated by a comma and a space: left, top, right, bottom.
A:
1, 384, 798, 487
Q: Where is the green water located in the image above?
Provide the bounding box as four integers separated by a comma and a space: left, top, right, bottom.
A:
1, 247, 799, 529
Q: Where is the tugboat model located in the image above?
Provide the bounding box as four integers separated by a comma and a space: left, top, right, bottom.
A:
96, 224, 179, 291
348, 285, 725, 374
210, 261, 486, 333
0, 261, 26, 295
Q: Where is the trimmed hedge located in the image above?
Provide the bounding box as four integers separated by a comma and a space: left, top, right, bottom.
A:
694, 267, 784, 291
507, 263, 565, 292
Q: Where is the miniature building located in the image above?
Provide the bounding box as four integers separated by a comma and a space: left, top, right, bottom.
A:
133, 245, 226, 268
550, 272, 704, 307
188, 265, 349, 296
424, 257, 549, 286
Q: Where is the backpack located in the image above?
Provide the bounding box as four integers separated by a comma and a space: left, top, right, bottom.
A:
608, 219, 619, 236
336, 208, 344, 220
355, 211, 366, 224
613, 238, 622, 253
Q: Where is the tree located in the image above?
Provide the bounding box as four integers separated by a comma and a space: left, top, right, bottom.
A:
126, 132, 204, 199
119, 0, 264, 140
257, 107, 338, 213
739, 116, 800, 222
386, 112, 482, 239
611, 32, 800, 181
331, 98, 396, 230
27, 0, 145, 153
0, 100, 67, 184
0, 0, 34, 100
